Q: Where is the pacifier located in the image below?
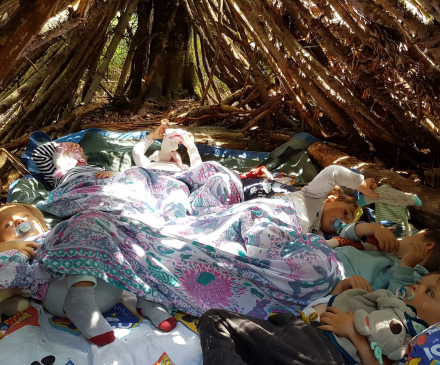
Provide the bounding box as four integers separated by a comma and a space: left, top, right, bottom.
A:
15, 222, 34, 238
333, 218, 346, 233
396, 286, 414, 301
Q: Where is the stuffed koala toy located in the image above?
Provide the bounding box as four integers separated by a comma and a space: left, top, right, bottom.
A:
354, 308, 410, 361
0, 288, 31, 318
327, 289, 428, 364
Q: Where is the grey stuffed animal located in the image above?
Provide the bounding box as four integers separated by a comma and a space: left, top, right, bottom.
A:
326, 289, 428, 364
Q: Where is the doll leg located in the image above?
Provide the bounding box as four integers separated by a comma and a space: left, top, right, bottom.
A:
62, 275, 115, 346
136, 297, 177, 332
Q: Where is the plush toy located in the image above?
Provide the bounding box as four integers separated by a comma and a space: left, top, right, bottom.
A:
0, 288, 31, 318
327, 289, 428, 364
150, 129, 190, 170
327, 235, 380, 250
359, 184, 422, 228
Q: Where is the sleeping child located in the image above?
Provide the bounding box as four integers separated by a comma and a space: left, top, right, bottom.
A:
32, 140, 116, 188
198, 271, 440, 365
0, 202, 177, 346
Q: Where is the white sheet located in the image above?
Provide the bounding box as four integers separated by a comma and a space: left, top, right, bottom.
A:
0, 292, 202, 365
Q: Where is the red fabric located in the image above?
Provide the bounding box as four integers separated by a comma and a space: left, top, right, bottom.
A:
239, 166, 270, 179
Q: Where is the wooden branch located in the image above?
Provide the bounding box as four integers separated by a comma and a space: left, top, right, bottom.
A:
237, 92, 285, 133
0, 103, 102, 151
0, 0, 61, 85
201, 0, 223, 105
307, 142, 440, 229
0, 148, 30, 176
82, 0, 139, 105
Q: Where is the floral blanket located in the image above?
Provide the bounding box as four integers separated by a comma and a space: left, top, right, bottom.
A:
1, 163, 342, 318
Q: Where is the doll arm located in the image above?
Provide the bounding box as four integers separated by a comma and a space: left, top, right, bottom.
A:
0, 240, 39, 258
350, 330, 394, 365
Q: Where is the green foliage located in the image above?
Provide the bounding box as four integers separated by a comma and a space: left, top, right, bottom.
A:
99, 12, 139, 96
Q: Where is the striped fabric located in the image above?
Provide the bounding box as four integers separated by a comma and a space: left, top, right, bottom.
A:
32, 142, 106, 188
375, 202, 409, 226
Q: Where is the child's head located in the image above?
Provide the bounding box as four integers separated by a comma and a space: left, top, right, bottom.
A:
397, 229, 440, 272
53, 142, 87, 179
0, 203, 47, 242
321, 187, 366, 233
403, 271, 440, 325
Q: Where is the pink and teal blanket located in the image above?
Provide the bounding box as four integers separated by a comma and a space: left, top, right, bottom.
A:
1, 162, 342, 318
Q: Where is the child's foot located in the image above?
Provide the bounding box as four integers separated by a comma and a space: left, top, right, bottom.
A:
63, 286, 115, 346
136, 298, 177, 332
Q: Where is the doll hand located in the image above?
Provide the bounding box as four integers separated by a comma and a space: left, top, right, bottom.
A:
94, 171, 116, 179
401, 242, 427, 268
319, 307, 358, 339
331, 275, 372, 294
0, 240, 38, 258
356, 178, 379, 198
373, 224, 399, 252
148, 125, 167, 141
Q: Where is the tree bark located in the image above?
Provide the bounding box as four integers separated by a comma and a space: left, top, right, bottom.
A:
0, 0, 61, 85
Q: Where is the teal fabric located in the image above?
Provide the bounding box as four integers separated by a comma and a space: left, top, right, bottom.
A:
256, 132, 321, 185
7, 176, 62, 229
334, 245, 427, 294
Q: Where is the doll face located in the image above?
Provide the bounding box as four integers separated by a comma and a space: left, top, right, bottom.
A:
0, 206, 45, 241
404, 274, 440, 326
321, 200, 357, 233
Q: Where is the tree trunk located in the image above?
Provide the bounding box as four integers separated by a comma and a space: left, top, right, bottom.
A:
142, 0, 193, 100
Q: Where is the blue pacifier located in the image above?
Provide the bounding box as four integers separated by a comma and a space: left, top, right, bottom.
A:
396, 286, 414, 301
333, 218, 346, 234
15, 222, 34, 238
